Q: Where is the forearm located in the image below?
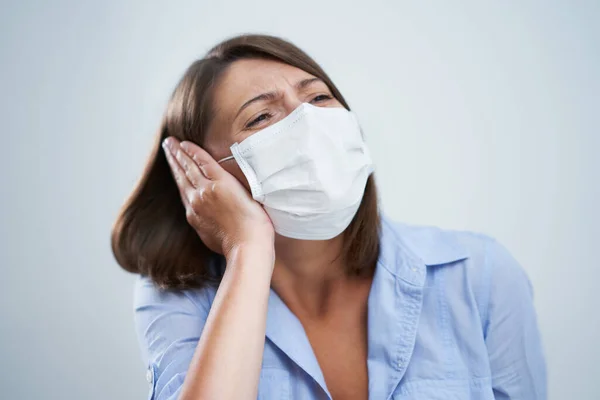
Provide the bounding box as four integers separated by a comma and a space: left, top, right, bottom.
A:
179, 243, 274, 400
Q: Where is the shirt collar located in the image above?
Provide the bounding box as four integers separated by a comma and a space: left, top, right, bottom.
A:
265, 289, 332, 398
380, 215, 470, 270
366, 216, 470, 398
264, 215, 469, 399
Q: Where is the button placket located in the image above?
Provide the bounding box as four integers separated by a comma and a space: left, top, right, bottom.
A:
387, 254, 427, 395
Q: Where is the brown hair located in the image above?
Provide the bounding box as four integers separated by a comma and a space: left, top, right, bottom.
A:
111, 34, 380, 289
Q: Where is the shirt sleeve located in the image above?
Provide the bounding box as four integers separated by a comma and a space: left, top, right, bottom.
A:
133, 275, 212, 400
483, 239, 547, 400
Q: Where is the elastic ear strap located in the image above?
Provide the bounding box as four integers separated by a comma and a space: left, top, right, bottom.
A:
217, 155, 234, 164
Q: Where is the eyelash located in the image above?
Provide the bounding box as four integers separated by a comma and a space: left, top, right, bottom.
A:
311, 94, 332, 103
246, 113, 272, 128
245, 94, 333, 129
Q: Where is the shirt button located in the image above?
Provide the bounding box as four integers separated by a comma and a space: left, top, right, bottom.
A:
146, 368, 153, 384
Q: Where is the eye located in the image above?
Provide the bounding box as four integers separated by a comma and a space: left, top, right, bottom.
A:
245, 112, 272, 129
310, 94, 333, 104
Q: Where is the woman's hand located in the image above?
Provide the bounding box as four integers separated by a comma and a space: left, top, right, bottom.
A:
162, 137, 274, 260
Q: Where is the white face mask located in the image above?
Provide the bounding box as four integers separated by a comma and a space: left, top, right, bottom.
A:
218, 103, 374, 240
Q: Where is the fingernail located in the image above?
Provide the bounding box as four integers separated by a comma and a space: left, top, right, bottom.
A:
162, 138, 171, 150
180, 142, 189, 152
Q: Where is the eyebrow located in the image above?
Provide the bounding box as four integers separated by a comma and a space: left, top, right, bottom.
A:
234, 77, 324, 120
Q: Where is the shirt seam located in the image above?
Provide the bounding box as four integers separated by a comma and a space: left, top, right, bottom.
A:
480, 238, 493, 338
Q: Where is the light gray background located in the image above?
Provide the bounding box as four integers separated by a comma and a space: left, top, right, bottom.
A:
1, 1, 598, 399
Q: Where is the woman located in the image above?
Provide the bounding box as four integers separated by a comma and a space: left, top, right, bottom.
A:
112, 34, 546, 400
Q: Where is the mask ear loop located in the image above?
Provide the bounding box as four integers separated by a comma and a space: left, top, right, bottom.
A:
217, 155, 234, 164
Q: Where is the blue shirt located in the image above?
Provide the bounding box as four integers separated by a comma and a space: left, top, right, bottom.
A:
134, 216, 547, 399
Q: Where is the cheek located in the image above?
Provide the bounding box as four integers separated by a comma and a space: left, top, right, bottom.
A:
330, 99, 344, 109
202, 139, 251, 192
222, 161, 252, 192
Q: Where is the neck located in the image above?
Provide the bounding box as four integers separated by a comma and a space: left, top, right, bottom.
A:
271, 233, 369, 318
273, 233, 346, 281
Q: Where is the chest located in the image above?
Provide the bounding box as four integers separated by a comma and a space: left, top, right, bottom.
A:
258, 283, 492, 400
303, 320, 369, 400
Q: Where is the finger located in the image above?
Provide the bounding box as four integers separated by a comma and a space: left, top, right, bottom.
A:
180, 141, 227, 181
165, 146, 202, 228
162, 139, 193, 208
165, 138, 210, 189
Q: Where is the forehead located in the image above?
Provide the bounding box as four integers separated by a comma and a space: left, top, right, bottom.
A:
213, 58, 317, 110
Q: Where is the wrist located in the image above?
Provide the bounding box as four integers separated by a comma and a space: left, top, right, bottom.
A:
224, 240, 275, 269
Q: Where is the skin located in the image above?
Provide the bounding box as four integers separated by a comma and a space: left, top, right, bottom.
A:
162, 58, 372, 400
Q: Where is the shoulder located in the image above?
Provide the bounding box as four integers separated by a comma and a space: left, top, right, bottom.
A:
133, 275, 219, 365
381, 215, 497, 266
382, 215, 534, 332
381, 215, 531, 299
133, 274, 218, 316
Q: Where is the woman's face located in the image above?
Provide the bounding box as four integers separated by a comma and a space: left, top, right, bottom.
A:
203, 58, 344, 189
